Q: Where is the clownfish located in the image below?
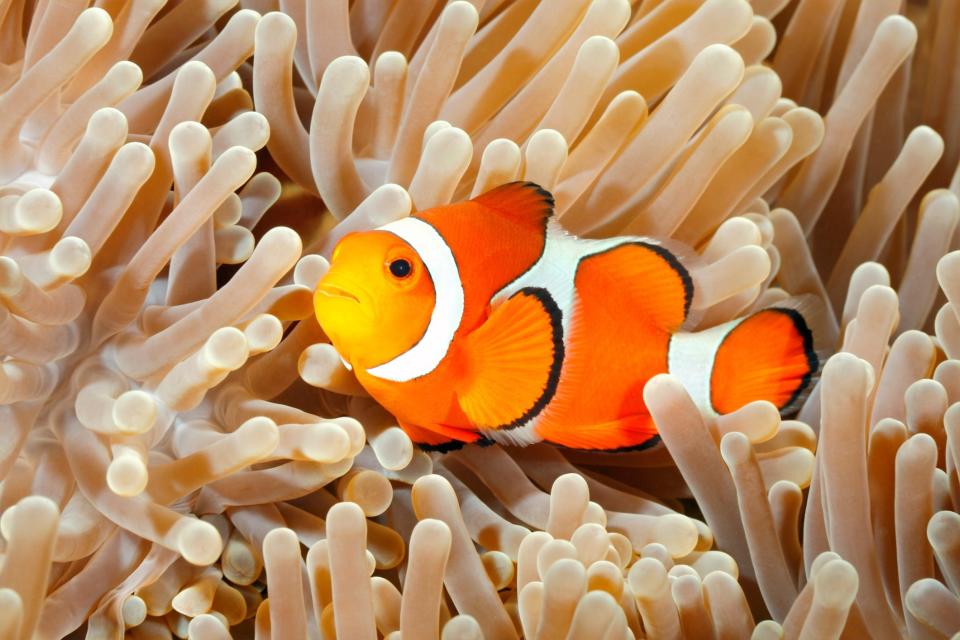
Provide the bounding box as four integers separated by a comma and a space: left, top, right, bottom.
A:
314, 182, 819, 452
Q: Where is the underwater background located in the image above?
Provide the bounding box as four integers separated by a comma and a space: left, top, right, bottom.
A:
0, 0, 958, 638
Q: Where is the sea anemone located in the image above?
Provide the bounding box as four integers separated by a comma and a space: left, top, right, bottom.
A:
0, 0, 958, 638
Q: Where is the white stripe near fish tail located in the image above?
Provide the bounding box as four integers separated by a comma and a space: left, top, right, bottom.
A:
666, 318, 745, 417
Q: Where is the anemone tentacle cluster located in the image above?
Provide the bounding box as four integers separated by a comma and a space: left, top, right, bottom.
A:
0, 0, 959, 638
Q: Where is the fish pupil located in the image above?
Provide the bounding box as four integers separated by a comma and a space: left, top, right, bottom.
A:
389, 259, 412, 278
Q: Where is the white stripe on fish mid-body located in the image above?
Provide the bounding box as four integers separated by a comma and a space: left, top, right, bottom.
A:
482, 224, 660, 445
492, 223, 639, 337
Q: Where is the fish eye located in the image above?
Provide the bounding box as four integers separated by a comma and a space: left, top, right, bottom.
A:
388, 258, 412, 279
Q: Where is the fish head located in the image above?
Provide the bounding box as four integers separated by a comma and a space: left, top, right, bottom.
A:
314, 229, 435, 370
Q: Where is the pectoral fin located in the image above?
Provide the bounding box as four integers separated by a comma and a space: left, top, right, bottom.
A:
457, 288, 563, 430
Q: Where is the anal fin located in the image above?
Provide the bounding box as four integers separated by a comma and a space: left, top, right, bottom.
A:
536, 414, 659, 451
398, 420, 486, 453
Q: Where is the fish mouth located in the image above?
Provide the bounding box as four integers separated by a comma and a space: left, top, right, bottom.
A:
316, 283, 361, 304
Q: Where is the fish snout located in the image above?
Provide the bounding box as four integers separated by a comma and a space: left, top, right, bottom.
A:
316, 280, 360, 304
315, 269, 363, 305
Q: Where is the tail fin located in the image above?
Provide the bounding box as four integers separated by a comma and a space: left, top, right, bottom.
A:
709, 305, 820, 415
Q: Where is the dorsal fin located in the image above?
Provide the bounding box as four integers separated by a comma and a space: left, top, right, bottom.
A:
576, 240, 694, 333
471, 181, 554, 232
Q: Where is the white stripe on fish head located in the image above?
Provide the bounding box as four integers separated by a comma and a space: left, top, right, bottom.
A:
365, 216, 465, 382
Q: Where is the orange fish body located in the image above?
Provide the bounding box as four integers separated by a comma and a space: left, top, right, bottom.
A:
315, 182, 819, 451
